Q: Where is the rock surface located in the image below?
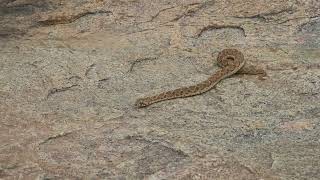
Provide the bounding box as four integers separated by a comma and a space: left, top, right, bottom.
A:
0, 0, 319, 179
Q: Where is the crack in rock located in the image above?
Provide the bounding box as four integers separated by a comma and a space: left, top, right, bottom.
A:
47, 84, 79, 99
232, 7, 295, 22
196, 24, 246, 38
38, 10, 113, 26
128, 57, 158, 72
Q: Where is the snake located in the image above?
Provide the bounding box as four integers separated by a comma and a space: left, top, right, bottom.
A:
135, 49, 246, 108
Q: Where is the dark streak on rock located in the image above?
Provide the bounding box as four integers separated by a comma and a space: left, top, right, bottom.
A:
233, 7, 295, 22
169, 13, 185, 23
146, 6, 176, 23
232, 14, 267, 22
97, 77, 110, 89
196, 25, 246, 38
186, 1, 213, 16
97, 80, 110, 89
39, 130, 80, 146
85, 64, 96, 77
128, 57, 157, 72
47, 84, 79, 99
68, 75, 82, 80
262, 7, 295, 17
38, 10, 113, 26
165, 2, 212, 24
98, 78, 110, 82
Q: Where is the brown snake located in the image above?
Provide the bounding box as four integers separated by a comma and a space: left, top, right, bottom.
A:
135, 49, 256, 108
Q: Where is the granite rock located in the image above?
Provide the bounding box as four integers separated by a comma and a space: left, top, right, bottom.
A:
0, 0, 319, 179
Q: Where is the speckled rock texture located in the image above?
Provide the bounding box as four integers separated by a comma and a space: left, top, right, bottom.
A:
0, 0, 319, 179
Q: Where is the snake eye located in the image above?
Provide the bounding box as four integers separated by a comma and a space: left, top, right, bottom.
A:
226, 56, 235, 62
226, 56, 234, 60
224, 56, 236, 66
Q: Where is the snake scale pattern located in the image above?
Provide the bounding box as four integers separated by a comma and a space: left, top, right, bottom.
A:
135, 49, 246, 108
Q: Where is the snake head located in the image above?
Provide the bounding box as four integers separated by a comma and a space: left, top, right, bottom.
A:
217, 49, 244, 67
135, 99, 149, 108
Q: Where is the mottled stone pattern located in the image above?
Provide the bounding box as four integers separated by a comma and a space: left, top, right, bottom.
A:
0, 0, 319, 179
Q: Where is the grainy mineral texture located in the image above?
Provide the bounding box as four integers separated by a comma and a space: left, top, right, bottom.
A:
0, 0, 319, 179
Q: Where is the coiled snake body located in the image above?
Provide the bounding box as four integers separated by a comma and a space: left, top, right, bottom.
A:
135, 49, 246, 108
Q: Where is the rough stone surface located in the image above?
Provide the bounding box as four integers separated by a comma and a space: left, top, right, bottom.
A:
0, 0, 319, 179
